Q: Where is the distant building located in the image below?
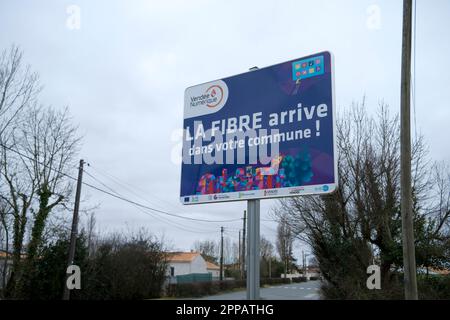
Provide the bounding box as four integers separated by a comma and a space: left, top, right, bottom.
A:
206, 261, 221, 278
167, 251, 207, 277
306, 267, 321, 279
166, 251, 223, 280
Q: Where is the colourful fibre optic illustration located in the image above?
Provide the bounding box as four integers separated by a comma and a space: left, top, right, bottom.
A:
195, 150, 313, 195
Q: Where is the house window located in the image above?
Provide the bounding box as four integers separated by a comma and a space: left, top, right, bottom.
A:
170, 266, 175, 277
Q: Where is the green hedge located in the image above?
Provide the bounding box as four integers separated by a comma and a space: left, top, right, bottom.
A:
321, 274, 450, 300
166, 278, 292, 298
166, 280, 246, 298
292, 277, 308, 283
418, 275, 450, 300
261, 278, 291, 286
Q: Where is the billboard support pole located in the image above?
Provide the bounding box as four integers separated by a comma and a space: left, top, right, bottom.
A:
246, 66, 261, 300
246, 199, 260, 300
241, 210, 246, 280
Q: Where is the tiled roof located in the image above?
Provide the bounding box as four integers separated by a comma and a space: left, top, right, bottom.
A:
167, 252, 200, 263
430, 268, 450, 275
206, 261, 220, 270
0, 251, 25, 259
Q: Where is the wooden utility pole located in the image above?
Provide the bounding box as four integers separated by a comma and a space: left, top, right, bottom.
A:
63, 159, 84, 300
302, 250, 305, 276
220, 226, 224, 281
238, 230, 241, 275
268, 257, 272, 279
303, 252, 310, 278
241, 210, 246, 279
400, 0, 418, 300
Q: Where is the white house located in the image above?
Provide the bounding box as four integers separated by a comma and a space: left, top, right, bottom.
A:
167, 252, 208, 277
166, 251, 222, 279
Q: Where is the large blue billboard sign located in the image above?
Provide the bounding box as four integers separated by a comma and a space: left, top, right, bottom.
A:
180, 51, 337, 204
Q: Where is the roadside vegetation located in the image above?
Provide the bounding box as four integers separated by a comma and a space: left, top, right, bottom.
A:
0, 46, 168, 300
1, 45, 448, 300
274, 101, 450, 299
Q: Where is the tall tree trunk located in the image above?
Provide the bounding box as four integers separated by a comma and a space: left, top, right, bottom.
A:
6, 197, 28, 298
15, 184, 63, 298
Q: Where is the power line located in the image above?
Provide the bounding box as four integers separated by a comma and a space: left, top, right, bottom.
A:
133, 205, 220, 234
88, 164, 241, 223
0, 142, 241, 224
88, 164, 183, 213
85, 165, 250, 235
82, 174, 240, 223
261, 223, 278, 233
82, 169, 220, 234
82, 169, 241, 223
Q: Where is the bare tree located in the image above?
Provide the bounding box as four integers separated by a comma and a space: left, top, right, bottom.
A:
85, 211, 97, 257
429, 161, 450, 237
276, 215, 294, 278
0, 198, 12, 292
260, 236, 274, 262
11, 106, 80, 297
192, 239, 218, 263
260, 236, 274, 278
222, 236, 233, 265
231, 239, 241, 266
415, 161, 450, 273
0, 45, 40, 297
275, 100, 449, 298
0, 45, 40, 138
0, 104, 80, 297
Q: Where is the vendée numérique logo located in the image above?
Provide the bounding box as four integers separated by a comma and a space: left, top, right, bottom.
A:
190, 84, 225, 108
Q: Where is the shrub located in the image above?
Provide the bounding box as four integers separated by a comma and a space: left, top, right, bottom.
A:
261, 278, 291, 286
22, 234, 88, 300
166, 280, 246, 298
418, 275, 450, 300
292, 277, 308, 283
320, 273, 450, 300
78, 232, 168, 300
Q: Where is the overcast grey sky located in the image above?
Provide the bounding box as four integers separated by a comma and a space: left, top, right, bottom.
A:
1, 0, 449, 258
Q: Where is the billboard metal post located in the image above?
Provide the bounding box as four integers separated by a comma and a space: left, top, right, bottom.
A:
246, 199, 260, 300
241, 210, 246, 280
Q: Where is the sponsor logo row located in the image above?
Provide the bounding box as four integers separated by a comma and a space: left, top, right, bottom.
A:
182, 185, 333, 203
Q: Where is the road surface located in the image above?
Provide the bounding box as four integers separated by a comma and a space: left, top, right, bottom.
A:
198, 280, 321, 300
